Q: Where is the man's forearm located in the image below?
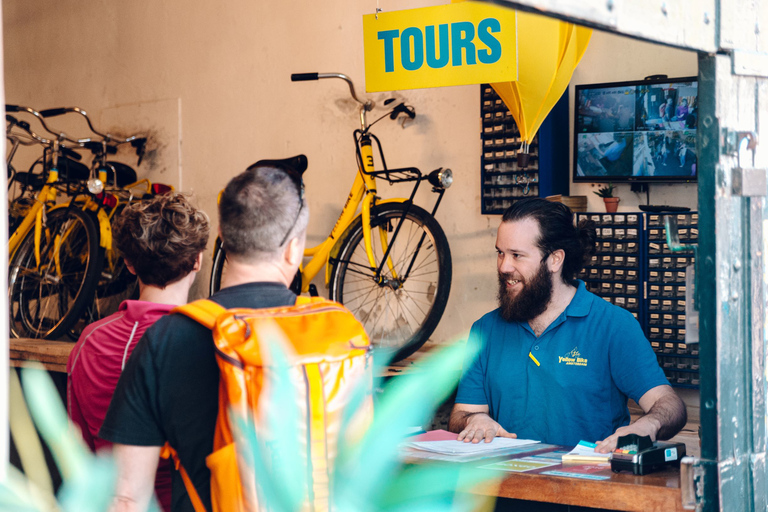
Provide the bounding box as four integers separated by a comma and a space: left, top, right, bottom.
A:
448, 410, 488, 433
642, 393, 687, 440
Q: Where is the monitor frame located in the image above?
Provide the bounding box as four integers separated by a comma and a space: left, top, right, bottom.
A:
572, 75, 698, 184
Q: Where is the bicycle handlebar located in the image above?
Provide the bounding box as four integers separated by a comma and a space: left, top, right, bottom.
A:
291, 72, 374, 111
389, 103, 415, 120
291, 73, 319, 82
39, 107, 68, 118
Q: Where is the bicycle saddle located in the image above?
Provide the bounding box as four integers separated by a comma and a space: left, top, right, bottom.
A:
249, 154, 308, 176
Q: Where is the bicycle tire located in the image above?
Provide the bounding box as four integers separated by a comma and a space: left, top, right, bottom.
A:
9, 208, 103, 339
209, 237, 226, 295
329, 202, 452, 363
66, 242, 139, 340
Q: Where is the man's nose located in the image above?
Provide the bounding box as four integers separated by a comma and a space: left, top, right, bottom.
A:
498, 255, 516, 274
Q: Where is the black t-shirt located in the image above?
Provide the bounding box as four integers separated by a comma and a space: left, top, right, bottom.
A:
100, 282, 296, 512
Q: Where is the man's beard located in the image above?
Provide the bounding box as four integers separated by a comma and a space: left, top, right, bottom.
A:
497, 261, 554, 323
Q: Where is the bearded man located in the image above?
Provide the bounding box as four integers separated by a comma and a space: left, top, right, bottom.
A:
448, 198, 686, 453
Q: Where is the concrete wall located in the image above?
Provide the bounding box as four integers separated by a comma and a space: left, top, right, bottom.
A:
4, 0, 697, 345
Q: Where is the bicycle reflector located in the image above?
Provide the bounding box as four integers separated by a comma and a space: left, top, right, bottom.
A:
152, 183, 173, 195
428, 168, 453, 189
96, 192, 118, 208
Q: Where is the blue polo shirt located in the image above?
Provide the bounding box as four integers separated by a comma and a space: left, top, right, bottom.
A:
455, 281, 668, 447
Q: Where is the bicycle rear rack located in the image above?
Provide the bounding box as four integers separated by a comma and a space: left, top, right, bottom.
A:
366, 167, 422, 184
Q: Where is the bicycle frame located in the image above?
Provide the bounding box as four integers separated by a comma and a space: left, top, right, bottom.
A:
298, 139, 405, 293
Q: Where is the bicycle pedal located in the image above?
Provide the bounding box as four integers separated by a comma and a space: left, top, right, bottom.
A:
309, 284, 319, 297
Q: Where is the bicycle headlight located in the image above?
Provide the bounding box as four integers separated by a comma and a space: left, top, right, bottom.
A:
428, 168, 453, 189
87, 178, 104, 195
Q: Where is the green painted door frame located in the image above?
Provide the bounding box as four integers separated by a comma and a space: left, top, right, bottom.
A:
487, 0, 768, 510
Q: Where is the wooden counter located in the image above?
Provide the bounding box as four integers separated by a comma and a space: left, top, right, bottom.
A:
9, 338, 74, 373
472, 461, 683, 512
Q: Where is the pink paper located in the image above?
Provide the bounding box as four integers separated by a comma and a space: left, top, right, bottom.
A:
410, 429, 458, 442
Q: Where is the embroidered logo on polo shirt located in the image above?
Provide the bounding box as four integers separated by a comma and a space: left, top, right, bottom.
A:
558, 347, 588, 367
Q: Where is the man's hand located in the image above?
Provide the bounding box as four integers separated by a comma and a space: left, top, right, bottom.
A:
457, 412, 517, 443
595, 385, 686, 454
595, 416, 659, 453
448, 403, 517, 443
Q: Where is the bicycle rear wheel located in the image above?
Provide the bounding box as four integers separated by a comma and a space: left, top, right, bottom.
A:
329, 202, 452, 363
9, 208, 103, 339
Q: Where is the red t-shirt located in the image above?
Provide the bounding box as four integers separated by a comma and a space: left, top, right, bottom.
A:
67, 300, 175, 512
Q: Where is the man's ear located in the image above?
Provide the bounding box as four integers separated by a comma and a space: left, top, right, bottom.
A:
125, 261, 137, 276
193, 252, 204, 272
284, 236, 304, 269
548, 249, 566, 273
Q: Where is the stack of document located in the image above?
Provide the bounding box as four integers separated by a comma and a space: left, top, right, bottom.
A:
561, 441, 611, 463
404, 437, 541, 462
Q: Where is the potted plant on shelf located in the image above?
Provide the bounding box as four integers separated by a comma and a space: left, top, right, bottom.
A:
594, 183, 620, 212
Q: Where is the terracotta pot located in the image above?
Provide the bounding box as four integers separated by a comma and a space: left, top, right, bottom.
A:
603, 197, 620, 213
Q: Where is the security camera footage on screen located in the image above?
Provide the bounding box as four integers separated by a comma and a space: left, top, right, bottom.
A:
574, 79, 698, 181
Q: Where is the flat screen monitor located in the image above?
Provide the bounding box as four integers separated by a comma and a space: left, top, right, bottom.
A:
573, 76, 698, 183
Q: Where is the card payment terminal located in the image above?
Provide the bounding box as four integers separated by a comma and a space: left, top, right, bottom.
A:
610, 434, 686, 475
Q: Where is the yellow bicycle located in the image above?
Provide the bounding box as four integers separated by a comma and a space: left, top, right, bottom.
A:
7, 105, 167, 339
6, 106, 105, 338
210, 73, 454, 362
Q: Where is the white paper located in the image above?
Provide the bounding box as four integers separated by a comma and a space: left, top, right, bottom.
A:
566, 440, 602, 457
406, 437, 540, 455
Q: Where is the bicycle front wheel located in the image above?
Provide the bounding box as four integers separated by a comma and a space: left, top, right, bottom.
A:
9, 208, 103, 339
329, 202, 452, 363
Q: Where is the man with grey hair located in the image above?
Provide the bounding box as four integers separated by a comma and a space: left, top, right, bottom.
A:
100, 157, 309, 512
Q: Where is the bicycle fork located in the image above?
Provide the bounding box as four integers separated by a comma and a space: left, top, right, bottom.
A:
358, 136, 447, 288
359, 138, 399, 283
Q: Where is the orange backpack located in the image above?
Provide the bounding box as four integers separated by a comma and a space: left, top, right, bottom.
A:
161, 296, 373, 512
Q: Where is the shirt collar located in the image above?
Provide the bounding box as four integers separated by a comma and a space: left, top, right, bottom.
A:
119, 300, 176, 323
564, 280, 593, 318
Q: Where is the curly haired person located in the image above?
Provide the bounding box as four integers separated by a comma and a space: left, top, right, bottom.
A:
67, 192, 210, 512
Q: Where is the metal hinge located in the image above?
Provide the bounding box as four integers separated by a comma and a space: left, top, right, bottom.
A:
680, 456, 705, 510
723, 130, 766, 197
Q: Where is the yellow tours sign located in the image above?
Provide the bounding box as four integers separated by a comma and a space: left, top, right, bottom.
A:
363, 2, 517, 92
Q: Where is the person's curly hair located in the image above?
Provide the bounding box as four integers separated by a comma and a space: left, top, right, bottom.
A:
112, 193, 210, 287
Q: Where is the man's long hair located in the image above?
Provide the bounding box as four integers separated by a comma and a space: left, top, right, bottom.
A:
501, 198, 596, 285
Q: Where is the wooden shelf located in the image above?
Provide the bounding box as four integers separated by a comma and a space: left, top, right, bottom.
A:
9, 338, 74, 373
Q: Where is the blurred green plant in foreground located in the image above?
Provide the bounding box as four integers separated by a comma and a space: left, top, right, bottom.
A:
4, 331, 499, 511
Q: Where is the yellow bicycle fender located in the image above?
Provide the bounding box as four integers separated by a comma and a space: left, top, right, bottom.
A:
324, 198, 410, 285
54, 233, 63, 277
34, 208, 43, 269
96, 208, 112, 251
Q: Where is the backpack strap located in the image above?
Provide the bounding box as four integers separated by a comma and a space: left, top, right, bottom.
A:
160, 443, 207, 512
172, 299, 227, 330
295, 295, 326, 306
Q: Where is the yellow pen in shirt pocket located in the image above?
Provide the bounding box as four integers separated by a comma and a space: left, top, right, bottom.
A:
528, 352, 540, 366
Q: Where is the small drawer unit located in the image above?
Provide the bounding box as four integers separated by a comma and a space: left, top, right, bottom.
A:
577, 212, 643, 323
645, 211, 698, 389
480, 84, 569, 214
577, 211, 700, 389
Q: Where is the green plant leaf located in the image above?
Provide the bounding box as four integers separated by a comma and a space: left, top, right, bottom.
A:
20, 366, 91, 483
333, 340, 479, 510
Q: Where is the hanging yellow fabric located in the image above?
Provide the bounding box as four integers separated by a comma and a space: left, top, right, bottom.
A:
452, 2, 592, 152
491, 10, 592, 148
